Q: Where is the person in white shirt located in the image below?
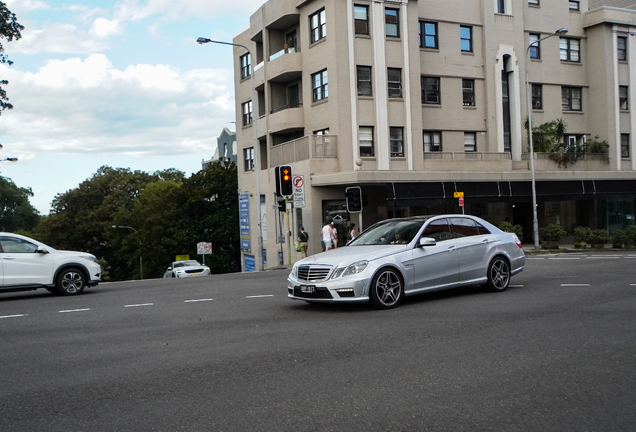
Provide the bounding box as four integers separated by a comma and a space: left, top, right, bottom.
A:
331, 222, 338, 249
321, 221, 334, 251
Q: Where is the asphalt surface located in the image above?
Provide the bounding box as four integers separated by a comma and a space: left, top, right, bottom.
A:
1, 251, 635, 431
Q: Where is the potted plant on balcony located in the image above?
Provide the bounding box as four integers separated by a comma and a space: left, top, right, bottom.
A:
573, 226, 591, 249
539, 223, 567, 249
589, 229, 610, 249
612, 229, 628, 249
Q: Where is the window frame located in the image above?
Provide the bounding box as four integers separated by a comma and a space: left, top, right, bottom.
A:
387, 68, 402, 98
385, 8, 399, 38
243, 147, 254, 171
464, 132, 477, 152
242, 100, 253, 126
462, 79, 475, 107
354, 5, 369, 35
528, 0, 539, 5
359, 126, 375, 157
419, 21, 438, 49
312, 69, 328, 102
569, 1, 580, 11
423, 131, 442, 152
310, 8, 326, 44
390, 127, 404, 157
532, 84, 543, 110
357, 65, 372, 97
497, 0, 505, 14
620, 85, 629, 110
421, 76, 441, 105
562, 86, 582, 111
460, 26, 473, 53
529, 33, 541, 59
240, 53, 251, 79
621, 134, 630, 158
314, 128, 330, 135
560, 37, 580, 62
618, 36, 628, 62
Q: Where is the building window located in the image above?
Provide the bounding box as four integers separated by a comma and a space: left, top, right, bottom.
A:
460, 26, 473, 52
562, 87, 582, 111
244, 147, 254, 171
462, 79, 475, 106
497, 0, 505, 14
464, 132, 476, 152
354, 5, 369, 35
618, 36, 627, 61
240, 53, 251, 79
357, 66, 372, 96
419, 21, 438, 49
529, 33, 540, 59
242, 101, 253, 126
314, 128, 329, 135
560, 38, 580, 62
620, 86, 629, 110
528, 0, 539, 5
310, 9, 326, 43
421, 76, 441, 105
621, 134, 630, 158
532, 84, 543, 109
385, 8, 399, 37
388, 68, 402, 98
312, 69, 328, 102
390, 127, 404, 157
569, 1, 580, 11
423, 131, 442, 152
359, 126, 374, 157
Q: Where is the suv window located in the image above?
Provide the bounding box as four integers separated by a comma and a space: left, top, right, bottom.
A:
0, 237, 38, 253
450, 218, 480, 238
422, 218, 454, 242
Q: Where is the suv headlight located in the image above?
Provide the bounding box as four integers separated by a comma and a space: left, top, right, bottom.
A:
81, 255, 99, 264
331, 260, 368, 279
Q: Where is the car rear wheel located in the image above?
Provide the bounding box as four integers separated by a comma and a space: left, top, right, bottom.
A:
369, 268, 403, 309
483, 257, 510, 292
56, 268, 86, 296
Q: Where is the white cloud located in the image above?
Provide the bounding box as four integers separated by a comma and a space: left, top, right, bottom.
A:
91, 17, 122, 37
5, 0, 50, 13
11, 23, 107, 54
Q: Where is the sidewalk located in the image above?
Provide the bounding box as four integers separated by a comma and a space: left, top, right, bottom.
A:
522, 243, 631, 255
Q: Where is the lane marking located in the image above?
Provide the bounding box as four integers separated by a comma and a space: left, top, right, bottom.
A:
184, 298, 214, 303
561, 283, 590, 287
246, 295, 274, 299
59, 308, 91, 313
586, 256, 620, 259
549, 257, 580, 260
509, 284, 524, 288
0, 314, 26, 319
529, 258, 545, 260
630, 284, 636, 286
124, 303, 154, 308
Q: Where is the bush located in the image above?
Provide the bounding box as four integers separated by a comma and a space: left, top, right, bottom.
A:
540, 223, 567, 242
613, 229, 628, 246
589, 229, 610, 245
573, 226, 591, 243
626, 226, 636, 247
498, 221, 523, 238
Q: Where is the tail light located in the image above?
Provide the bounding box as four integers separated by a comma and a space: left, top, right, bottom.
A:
514, 236, 523, 249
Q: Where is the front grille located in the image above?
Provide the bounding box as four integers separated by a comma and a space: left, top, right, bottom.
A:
185, 268, 204, 274
297, 265, 332, 282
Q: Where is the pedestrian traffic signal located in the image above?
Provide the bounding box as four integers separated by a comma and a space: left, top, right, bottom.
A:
346, 186, 363, 213
278, 165, 293, 197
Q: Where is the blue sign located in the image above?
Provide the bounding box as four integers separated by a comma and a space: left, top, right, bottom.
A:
239, 193, 250, 237
241, 238, 251, 250
244, 254, 255, 272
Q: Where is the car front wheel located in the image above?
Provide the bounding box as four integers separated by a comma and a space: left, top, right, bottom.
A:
369, 268, 403, 309
56, 268, 86, 296
483, 257, 510, 292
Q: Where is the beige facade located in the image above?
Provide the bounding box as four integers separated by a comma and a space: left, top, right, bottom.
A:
233, 0, 636, 270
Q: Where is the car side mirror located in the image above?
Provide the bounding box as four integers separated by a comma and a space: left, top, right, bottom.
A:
167, 267, 172, 271
417, 237, 436, 247
36, 247, 49, 254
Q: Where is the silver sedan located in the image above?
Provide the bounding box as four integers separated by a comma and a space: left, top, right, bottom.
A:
164, 260, 211, 278
287, 215, 525, 309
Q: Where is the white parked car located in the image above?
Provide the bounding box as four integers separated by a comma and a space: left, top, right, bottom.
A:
288, 215, 525, 309
163, 260, 211, 278
0, 232, 101, 295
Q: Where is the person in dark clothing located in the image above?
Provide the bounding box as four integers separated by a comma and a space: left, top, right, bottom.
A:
298, 227, 309, 258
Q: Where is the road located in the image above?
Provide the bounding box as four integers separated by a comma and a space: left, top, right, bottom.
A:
1, 251, 635, 431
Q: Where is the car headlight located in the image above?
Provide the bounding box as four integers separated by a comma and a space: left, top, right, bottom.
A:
290, 264, 298, 278
80, 255, 99, 264
331, 260, 368, 279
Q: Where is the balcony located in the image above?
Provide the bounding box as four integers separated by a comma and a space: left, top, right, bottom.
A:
423, 152, 513, 171
270, 134, 337, 167
267, 51, 302, 83
519, 152, 610, 171
268, 105, 304, 134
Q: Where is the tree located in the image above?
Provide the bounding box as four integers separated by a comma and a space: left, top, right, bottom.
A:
0, 175, 39, 231
0, 2, 24, 114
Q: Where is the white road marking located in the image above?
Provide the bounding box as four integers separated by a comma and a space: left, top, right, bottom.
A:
0, 314, 26, 319
630, 284, 636, 286
59, 308, 91, 313
124, 303, 154, 307
509, 284, 524, 288
549, 257, 580, 260
587, 256, 620, 259
184, 298, 214, 303
561, 283, 590, 287
529, 258, 545, 260
246, 295, 274, 299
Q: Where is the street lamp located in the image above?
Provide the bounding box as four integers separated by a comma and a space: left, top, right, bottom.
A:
198, 36, 264, 272
1, 157, 18, 162
112, 225, 143, 280
525, 28, 568, 250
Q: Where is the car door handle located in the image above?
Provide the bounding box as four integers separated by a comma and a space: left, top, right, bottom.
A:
447, 246, 456, 251
482, 239, 491, 244
3, 256, 15, 260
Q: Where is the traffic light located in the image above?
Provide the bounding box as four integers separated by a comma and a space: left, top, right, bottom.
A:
278, 165, 293, 197
346, 186, 363, 213
277, 196, 286, 212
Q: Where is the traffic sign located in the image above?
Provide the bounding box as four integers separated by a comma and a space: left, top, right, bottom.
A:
293, 175, 305, 208
454, 192, 464, 198
459, 196, 464, 206
197, 242, 212, 255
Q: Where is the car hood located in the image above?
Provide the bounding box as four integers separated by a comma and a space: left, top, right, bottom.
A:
299, 245, 408, 267
57, 250, 96, 259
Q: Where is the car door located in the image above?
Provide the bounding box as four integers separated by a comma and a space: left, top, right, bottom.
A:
450, 217, 496, 283
0, 236, 54, 287
409, 218, 459, 292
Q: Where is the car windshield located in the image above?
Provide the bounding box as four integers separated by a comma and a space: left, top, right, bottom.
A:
173, 260, 201, 268
348, 219, 429, 246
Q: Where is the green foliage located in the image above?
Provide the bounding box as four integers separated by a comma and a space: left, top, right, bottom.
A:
0, 1, 24, 114
625, 226, 636, 246
612, 229, 628, 244
0, 176, 40, 231
498, 221, 523, 238
572, 226, 591, 243
539, 223, 567, 242
589, 229, 610, 245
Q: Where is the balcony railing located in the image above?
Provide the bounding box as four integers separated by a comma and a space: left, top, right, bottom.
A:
521, 153, 607, 161
270, 103, 302, 114
270, 134, 337, 167
269, 47, 296, 62
424, 152, 511, 160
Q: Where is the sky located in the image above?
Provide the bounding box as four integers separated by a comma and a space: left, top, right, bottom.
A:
0, 0, 267, 214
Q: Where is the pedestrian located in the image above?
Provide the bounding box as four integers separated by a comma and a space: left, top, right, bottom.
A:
298, 227, 309, 258
330, 221, 338, 249
321, 220, 334, 251
348, 223, 357, 241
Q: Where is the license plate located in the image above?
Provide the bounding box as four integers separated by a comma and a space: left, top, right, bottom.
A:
300, 285, 315, 293
192, 274, 200, 276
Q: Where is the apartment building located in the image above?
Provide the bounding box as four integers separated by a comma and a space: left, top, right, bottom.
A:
233, 0, 636, 270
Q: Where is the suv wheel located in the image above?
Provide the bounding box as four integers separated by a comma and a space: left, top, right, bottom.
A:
56, 268, 86, 296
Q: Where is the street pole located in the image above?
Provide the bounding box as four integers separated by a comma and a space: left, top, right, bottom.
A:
525, 28, 568, 251
197, 37, 264, 271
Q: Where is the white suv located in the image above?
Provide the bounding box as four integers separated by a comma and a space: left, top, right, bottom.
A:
0, 233, 101, 295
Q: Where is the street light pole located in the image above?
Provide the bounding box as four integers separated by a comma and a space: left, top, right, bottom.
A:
112, 225, 143, 280
197, 37, 263, 271
525, 28, 568, 251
